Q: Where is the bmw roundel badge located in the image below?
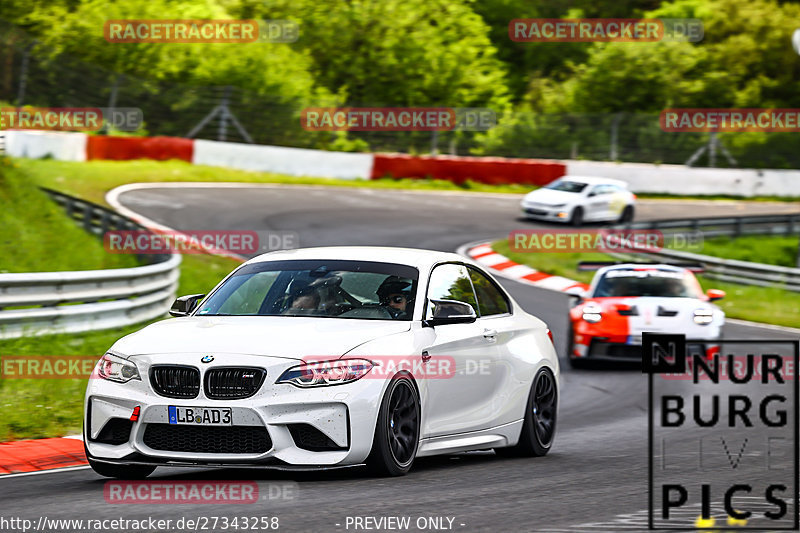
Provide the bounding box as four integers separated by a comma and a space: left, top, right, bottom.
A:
201, 355, 214, 363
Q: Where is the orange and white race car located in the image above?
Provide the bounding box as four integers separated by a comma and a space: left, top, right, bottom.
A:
566, 262, 725, 367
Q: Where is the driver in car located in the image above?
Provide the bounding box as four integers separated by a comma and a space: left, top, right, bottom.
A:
376, 277, 413, 319
285, 287, 320, 312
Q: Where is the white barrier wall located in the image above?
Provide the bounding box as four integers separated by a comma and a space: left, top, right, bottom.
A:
193, 139, 374, 180
564, 160, 800, 197
5, 130, 88, 162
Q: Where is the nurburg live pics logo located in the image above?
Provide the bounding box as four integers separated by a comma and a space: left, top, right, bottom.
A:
643, 333, 799, 530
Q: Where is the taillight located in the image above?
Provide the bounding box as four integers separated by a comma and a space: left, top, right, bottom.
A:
546, 328, 554, 345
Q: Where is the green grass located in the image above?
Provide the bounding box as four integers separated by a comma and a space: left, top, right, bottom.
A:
0, 158, 139, 273
700, 235, 798, 268
493, 238, 800, 328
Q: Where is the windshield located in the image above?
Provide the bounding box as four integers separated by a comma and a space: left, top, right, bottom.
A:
544, 180, 588, 193
196, 260, 418, 320
593, 269, 700, 298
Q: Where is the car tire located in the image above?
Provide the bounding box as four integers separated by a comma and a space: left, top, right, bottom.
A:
495, 367, 557, 457
366, 374, 420, 476
87, 457, 156, 479
618, 205, 635, 224
570, 207, 584, 226
565, 322, 583, 369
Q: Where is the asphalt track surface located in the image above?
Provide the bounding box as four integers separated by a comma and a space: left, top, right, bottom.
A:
4, 186, 799, 533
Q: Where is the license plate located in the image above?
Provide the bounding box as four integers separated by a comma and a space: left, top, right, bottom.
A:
168, 406, 232, 426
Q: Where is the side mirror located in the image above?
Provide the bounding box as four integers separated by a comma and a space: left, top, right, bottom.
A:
169, 294, 206, 317
706, 289, 725, 302
565, 286, 587, 304
423, 299, 477, 327
587, 191, 597, 197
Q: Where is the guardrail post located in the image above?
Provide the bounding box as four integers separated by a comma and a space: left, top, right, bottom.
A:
734, 218, 742, 238
100, 211, 110, 236
83, 203, 93, 233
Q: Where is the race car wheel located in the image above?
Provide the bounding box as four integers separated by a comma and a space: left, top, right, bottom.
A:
618, 205, 635, 224
570, 207, 584, 226
495, 368, 557, 457
87, 457, 156, 479
367, 374, 420, 476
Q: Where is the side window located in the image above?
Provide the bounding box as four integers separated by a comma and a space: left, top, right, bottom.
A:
426, 264, 478, 318
469, 268, 510, 316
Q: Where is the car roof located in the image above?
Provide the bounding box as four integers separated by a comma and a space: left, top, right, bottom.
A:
246, 246, 471, 271
558, 176, 628, 188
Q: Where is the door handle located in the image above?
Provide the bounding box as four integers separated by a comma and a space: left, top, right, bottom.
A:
421, 351, 431, 362
483, 329, 498, 340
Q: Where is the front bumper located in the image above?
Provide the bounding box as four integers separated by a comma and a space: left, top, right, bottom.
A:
84, 354, 385, 468
571, 334, 720, 362
520, 204, 570, 222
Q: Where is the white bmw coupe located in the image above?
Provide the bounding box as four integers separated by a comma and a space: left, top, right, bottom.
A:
84, 247, 559, 478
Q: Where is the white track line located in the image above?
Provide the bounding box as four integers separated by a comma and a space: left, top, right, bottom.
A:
0, 465, 91, 480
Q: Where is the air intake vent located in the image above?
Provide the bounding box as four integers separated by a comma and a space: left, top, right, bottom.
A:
150, 365, 200, 399
143, 424, 271, 454
288, 423, 347, 451
657, 306, 679, 317
205, 367, 266, 399
93, 418, 133, 445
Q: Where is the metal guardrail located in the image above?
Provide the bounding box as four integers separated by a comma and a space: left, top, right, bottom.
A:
0, 130, 5, 155
610, 214, 800, 291
0, 189, 181, 339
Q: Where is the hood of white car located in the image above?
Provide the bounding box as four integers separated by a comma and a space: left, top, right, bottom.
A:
111, 316, 412, 360
523, 188, 579, 206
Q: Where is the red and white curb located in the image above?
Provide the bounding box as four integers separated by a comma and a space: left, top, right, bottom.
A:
0, 435, 87, 476
463, 242, 589, 293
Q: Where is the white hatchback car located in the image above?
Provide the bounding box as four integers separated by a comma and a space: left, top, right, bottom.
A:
84, 247, 559, 478
521, 176, 636, 226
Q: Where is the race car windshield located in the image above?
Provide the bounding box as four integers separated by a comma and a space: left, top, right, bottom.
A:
592, 270, 701, 298
544, 180, 588, 193
196, 260, 418, 320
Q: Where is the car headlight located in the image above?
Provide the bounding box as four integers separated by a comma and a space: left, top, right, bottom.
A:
96, 352, 141, 383
581, 303, 603, 323
276, 358, 374, 387
549, 204, 566, 208
693, 308, 714, 325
